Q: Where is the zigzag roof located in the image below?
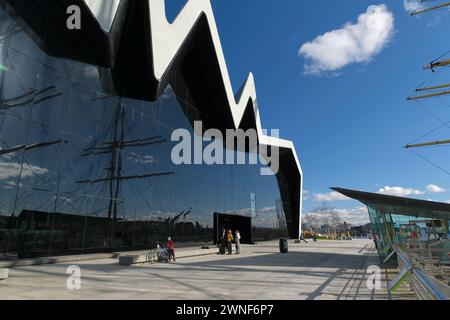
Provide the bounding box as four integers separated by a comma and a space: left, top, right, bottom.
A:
4, 0, 303, 238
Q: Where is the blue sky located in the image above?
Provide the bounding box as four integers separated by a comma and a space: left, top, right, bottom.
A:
166, 1, 450, 225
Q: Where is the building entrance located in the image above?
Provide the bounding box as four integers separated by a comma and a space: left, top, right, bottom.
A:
213, 213, 252, 245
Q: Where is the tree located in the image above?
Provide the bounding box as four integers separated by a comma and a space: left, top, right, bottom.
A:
303, 213, 319, 232
329, 211, 342, 238
308, 203, 342, 238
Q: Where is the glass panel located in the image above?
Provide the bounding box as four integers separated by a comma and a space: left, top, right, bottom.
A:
0, 5, 288, 259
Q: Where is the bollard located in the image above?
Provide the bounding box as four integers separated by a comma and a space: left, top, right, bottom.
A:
279, 238, 288, 253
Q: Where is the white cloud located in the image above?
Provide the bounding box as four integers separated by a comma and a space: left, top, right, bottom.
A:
403, 0, 425, 14
314, 191, 350, 202
377, 186, 424, 197
299, 4, 394, 75
225, 206, 276, 216
260, 206, 277, 213
426, 184, 446, 193
0, 161, 48, 181
2, 180, 21, 190
126, 155, 157, 165
334, 207, 370, 225
302, 190, 310, 200
0, 152, 16, 161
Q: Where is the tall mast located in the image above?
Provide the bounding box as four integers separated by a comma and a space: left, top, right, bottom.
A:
405, 140, 450, 149
405, 3, 450, 171
423, 59, 450, 70
407, 89, 450, 101
410, 1, 450, 16
77, 100, 174, 246
416, 83, 450, 92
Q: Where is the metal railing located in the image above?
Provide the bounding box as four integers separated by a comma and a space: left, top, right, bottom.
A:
390, 245, 450, 300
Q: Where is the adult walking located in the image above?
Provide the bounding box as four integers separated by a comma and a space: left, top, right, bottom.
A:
235, 230, 241, 254
299, 234, 308, 243
373, 233, 379, 250
226, 230, 234, 255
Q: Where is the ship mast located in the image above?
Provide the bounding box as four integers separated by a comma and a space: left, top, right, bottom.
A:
410, 1, 450, 16
405, 3, 450, 157
405, 140, 450, 149
77, 100, 174, 246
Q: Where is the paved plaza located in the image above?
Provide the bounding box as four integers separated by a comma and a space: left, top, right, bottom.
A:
0, 240, 415, 300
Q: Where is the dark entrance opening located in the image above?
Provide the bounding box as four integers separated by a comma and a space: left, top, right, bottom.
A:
213, 213, 252, 245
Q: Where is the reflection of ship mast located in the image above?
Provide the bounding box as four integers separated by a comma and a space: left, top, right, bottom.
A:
0, 16, 177, 244
77, 100, 174, 242
0, 21, 62, 109
0, 86, 62, 110
0, 140, 65, 156
0, 20, 65, 220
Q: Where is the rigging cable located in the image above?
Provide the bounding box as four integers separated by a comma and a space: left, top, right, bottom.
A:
409, 148, 450, 175
415, 100, 450, 129
407, 118, 450, 145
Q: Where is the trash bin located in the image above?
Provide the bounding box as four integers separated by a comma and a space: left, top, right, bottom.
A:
279, 238, 288, 253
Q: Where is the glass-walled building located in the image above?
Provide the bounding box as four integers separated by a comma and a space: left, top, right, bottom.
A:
0, 1, 303, 258
333, 187, 450, 289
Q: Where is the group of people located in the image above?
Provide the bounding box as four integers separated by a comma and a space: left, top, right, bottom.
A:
156, 237, 176, 262
218, 228, 241, 255
155, 229, 243, 263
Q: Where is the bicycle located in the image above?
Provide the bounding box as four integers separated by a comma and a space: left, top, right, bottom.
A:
146, 248, 159, 264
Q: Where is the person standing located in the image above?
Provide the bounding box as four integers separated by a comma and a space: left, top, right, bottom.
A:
167, 237, 176, 262
226, 230, 234, 255
373, 233, 379, 250
235, 230, 241, 255
218, 227, 226, 255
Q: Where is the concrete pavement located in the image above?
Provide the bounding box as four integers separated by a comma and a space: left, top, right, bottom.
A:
0, 240, 416, 300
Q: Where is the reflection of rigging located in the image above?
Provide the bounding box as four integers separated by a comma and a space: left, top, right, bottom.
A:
166, 207, 192, 225
0, 140, 66, 156
0, 20, 66, 219
0, 86, 62, 110
76, 100, 174, 224
0, 14, 181, 249
0, 21, 62, 111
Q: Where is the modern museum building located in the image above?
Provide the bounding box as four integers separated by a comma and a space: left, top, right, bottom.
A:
0, 0, 303, 258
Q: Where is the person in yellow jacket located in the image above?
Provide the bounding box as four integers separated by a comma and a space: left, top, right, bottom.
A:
226, 230, 234, 255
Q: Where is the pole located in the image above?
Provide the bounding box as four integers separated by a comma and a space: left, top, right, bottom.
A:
411, 2, 450, 16
423, 59, 450, 70
416, 83, 450, 92
405, 139, 450, 149
407, 89, 450, 101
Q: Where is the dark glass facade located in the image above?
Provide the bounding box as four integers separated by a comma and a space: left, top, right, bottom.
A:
0, 7, 288, 258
